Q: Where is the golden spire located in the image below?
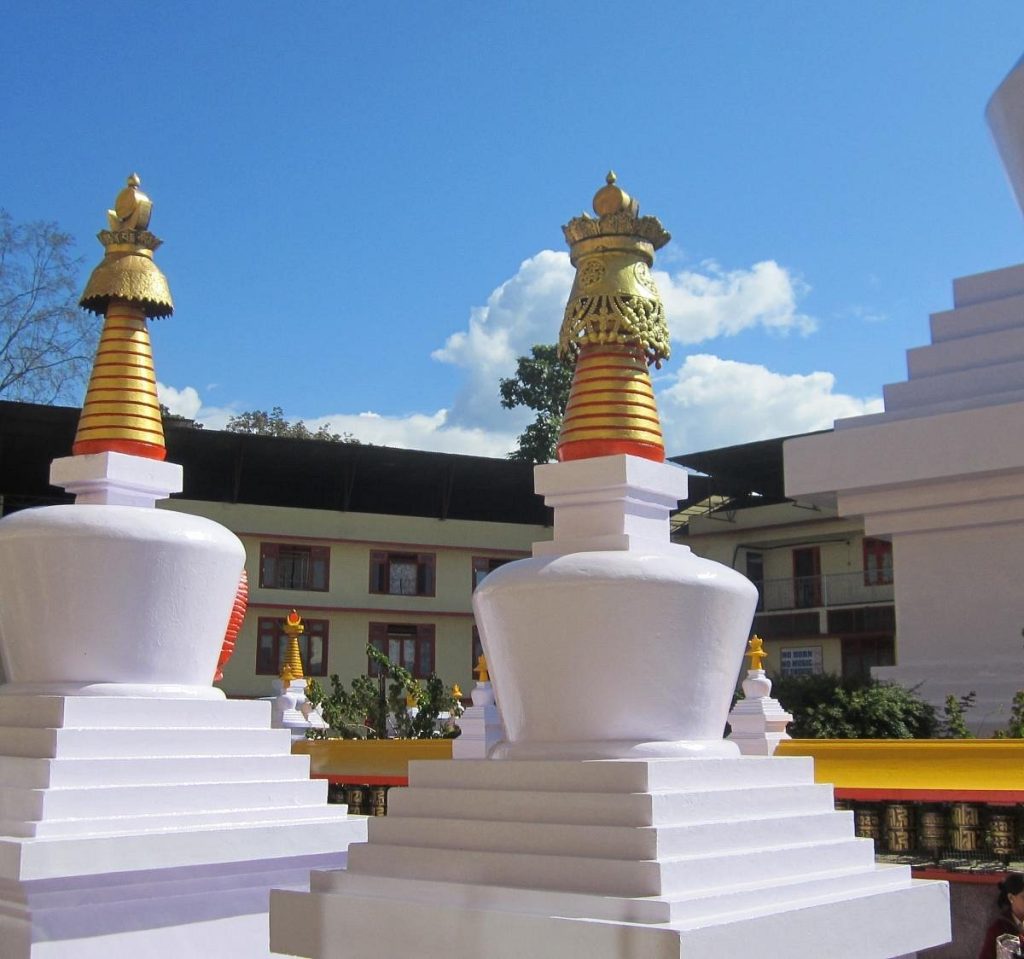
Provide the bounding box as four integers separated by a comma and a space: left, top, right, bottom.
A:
745, 635, 767, 671
281, 609, 305, 680
73, 174, 172, 460
556, 172, 671, 463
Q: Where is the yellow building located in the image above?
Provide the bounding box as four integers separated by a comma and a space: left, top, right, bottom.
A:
0, 400, 551, 696
673, 435, 895, 682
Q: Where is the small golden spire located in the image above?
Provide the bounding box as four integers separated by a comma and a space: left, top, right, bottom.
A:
745, 635, 767, 672
281, 609, 305, 680
556, 173, 671, 463
474, 654, 489, 683
73, 174, 172, 460
451, 683, 462, 699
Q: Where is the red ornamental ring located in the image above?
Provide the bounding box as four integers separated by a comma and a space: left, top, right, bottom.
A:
215, 569, 249, 682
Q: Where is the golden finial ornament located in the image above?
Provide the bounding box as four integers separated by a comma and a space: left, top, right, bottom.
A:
281, 609, 306, 680
73, 174, 172, 460
745, 635, 767, 672
451, 683, 462, 699
474, 654, 490, 683
556, 172, 671, 463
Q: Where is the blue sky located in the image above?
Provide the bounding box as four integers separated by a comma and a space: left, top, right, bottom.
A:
4, 2, 1024, 456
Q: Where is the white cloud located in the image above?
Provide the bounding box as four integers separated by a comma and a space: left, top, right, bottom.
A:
656, 260, 816, 344
658, 354, 883, 453
157, 249, 873, 460
156, 382, 203, 419
433, 249, 575, 432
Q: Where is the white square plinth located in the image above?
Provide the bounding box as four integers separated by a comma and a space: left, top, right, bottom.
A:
50, 452, 183, 506
270, 757, 950, 959
533, 455, 689, 555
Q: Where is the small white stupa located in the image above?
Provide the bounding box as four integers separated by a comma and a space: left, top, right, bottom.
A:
271, 610, 328, 736
270, 175, 950, 959
0, 176, 365, 958
727, 636, 795, 756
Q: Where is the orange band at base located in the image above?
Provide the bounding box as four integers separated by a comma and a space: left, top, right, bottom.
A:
557, 438, 665, 463
72, 438, 167, 461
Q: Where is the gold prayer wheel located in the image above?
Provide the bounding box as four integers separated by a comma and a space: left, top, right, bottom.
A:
854, 806, 882, 850
884, 803, 915, 854
556, 173, 671, 463
74, 174, 173, 461
917, 807, 946, 856
948, 802, 982, 853
987, 811, 1017, 859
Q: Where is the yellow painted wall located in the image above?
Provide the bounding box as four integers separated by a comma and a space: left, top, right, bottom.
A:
158, 498, 550, 698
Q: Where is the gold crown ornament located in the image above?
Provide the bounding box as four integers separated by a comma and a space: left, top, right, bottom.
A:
556, 172, 671, 463
73, 174, 173, 460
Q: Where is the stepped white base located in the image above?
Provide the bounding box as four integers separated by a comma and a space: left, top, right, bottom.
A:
0, 695, 368, 958
271, 757, 950, 959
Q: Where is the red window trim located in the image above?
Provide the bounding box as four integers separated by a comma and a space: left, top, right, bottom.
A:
369, 551, 436, 597
368, 621, 436, 678
259, 542, 330, 592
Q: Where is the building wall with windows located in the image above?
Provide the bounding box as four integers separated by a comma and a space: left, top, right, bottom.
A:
681, 497, 895, 682
160, 498, 547, 698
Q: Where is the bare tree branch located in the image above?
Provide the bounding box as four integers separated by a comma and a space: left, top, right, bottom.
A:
0, 210, 98, 404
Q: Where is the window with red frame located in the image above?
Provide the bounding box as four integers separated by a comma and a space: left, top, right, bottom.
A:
369, 551, 435, 596
368, 622, 435, 678
863, 537, 893, 586
472, 556, 513, 590
255, 616, 329, 675
259, 543, 329, 591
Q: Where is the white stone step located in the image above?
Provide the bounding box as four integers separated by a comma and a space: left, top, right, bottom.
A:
366, 809, 852, 861
0, 695, 271, 730
953, 263, 1024, 308
907, 324, 1024, 378
0, 726, 293, 759
271, 872, 950, 959
883, 355, 1024, 412
1, 801, 348, 838
0, 753, 311, 788
0, 777, 327, 821
408, 756, 814, 793
345, 836, 874, 899
930, 288, 1024, 341
386, 781, 834, 826
1, 815, 367, 882
307, 860, 913, 926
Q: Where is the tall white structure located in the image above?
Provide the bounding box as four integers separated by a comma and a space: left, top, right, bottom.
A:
271, 176, 949, 959
0, 177, 366, 958
786, 57, 1024, 733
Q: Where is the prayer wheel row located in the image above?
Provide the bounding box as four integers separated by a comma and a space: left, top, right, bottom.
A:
838, 798, 1022, 865
327, 783, 391, 816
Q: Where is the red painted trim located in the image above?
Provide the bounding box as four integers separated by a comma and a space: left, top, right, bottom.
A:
911, 869, 1005, 885
558, 439, 664, 462
836, 788, 1024, 804
72, 439, 166, 460
311, 773, 409, 786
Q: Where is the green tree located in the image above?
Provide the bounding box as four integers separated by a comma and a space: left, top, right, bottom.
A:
499, 344, 572, 464
939, 691, 976, 738
224, 406, 358, 443
0, 211, 97, 403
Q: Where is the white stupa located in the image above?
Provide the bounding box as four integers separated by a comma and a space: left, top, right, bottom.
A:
269, 175, 950, 959
0, 176, 366, 958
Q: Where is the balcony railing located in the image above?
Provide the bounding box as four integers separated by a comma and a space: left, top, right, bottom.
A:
751, 569, 894, 612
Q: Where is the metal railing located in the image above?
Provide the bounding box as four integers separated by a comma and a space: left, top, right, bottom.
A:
752, 570, 894, 612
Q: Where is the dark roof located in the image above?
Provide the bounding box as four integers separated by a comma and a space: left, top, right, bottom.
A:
671, 431, 830, 509
0, 401, 550, 526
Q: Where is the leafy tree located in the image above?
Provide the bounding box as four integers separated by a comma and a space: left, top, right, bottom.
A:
224, 406, 358, 443
801, 681, 937, 739
767, 673, 938, 739
994, 690, 1024, 739
159, 403, 204, 429
0, 211, 97, 403
499, 344, 572, 464
939, 691, 976, 738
